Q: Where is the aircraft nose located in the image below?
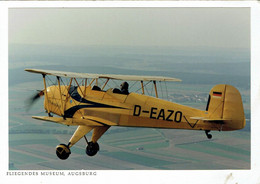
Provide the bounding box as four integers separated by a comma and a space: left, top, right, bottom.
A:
46, 86, 55, 97
46, 86, 51, 93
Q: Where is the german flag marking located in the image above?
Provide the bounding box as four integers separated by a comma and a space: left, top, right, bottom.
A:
213, 91, 222, 97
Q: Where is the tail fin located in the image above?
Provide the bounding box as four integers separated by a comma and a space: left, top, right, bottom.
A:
207, 84, 246, 130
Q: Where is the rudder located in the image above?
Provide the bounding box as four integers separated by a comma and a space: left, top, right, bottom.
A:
207, 84, 246, 130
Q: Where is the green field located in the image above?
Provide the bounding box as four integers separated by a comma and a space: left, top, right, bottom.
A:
9, 151, 46, 165
8, 59, 250, 170
101, 151, 172, 168
8, 125, 250, 170
176, 141, 250, 162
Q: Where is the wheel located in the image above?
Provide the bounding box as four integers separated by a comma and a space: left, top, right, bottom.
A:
56, 144, 71, 160
207, 134, 212, 139
86, 142, 99, 156
205, 130, 213, 139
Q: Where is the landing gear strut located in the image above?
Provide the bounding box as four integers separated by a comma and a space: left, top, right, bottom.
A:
56, 144, 71, 160
205, 130, 212, 139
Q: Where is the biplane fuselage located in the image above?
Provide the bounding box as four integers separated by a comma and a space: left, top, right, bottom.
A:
45, 84, 245, 132
25, 68, 246, 159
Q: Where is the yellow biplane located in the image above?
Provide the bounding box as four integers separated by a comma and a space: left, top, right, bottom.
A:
25, 69, 246, 160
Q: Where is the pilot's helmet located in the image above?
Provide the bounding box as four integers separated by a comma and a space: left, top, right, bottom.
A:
120, 82, 129, 90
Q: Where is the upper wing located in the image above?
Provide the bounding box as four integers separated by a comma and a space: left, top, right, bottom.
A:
25, 68, 181, 82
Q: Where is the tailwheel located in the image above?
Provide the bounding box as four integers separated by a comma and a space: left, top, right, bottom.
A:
56, 144, 71, 160
205, 130, 212, 139
86, 142, 99, 156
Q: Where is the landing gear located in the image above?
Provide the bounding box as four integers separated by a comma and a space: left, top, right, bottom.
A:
86, 142, 99, 156
56, 144, 71, 160
55, 135, 100, 159
205, 130, 212, 139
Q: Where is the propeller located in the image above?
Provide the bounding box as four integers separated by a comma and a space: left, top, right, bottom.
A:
25, 90, 44, 111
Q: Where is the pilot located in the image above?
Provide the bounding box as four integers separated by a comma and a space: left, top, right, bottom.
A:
120, 82, 129, 95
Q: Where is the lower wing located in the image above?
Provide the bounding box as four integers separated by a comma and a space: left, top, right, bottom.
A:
32, 116, 118, 126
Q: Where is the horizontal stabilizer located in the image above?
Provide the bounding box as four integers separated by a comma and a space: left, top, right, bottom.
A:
190, 116, 230, 124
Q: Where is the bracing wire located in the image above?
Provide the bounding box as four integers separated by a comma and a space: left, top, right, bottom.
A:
46, 76, 62, 115
145, 82, 150, 96
135, 81, 152, 93
129, 81, 138, 91
165, 81, 169, 101
150, 82, 154, 97
159, 81, 164, 99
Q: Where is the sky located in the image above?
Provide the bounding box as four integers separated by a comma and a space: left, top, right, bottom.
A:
9, 8, 250, 49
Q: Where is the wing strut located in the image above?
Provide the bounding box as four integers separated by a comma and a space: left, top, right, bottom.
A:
57, 76, 64, 116
102, 78, 110, 90
74, 78, 84, 96
95, 78, 98, 86
83, 79, 88, 98
89, 78, 95, 86
153, 81, 158, 98
141, 80, 145, 95
42, 74, 50, 114
63, 78, 73, 112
